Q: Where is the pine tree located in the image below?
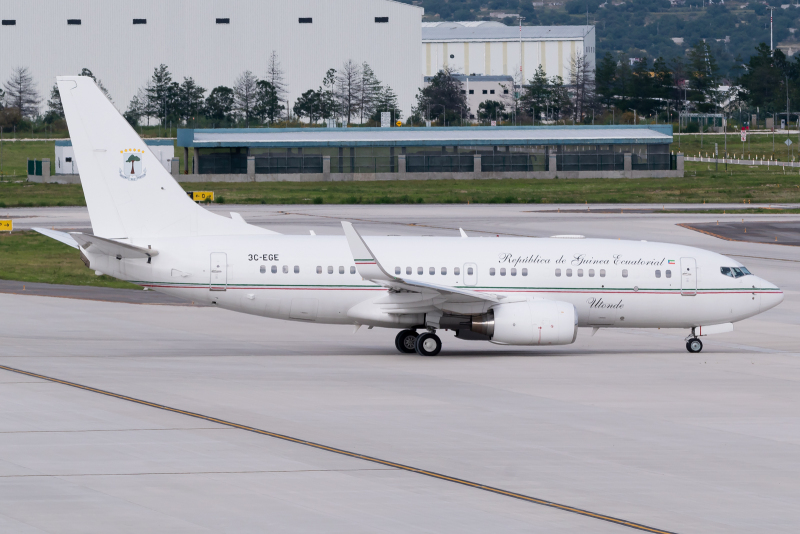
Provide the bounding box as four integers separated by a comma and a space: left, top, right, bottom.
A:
204, 86, 235, 123
266, 51, 288, 119
144, 64, 173, 125
254, 80, 284, 124
336, 60, 362, 124
357, 62, 382, 123
233, 71, 258, 125
3, 66, 41, 119
595, 53, 617, 111
522, 65, 551, 122
176, 77, 206, 124
79, 68, 112, 101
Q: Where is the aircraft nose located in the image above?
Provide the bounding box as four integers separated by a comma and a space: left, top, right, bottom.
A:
758, 278, 784, 312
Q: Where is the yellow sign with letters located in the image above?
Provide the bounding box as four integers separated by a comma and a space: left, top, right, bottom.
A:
188, 191, 214, 202
0, 220, 11, 232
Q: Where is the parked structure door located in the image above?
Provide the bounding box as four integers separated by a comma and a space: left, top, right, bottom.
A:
680, 257, 697, 296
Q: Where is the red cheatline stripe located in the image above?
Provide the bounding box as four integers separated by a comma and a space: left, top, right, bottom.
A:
0, 364, 679, 534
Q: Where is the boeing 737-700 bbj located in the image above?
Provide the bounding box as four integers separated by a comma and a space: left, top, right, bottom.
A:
34, 77, 785, 355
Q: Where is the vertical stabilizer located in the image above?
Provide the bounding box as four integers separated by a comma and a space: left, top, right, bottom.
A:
58, 76, 269, 239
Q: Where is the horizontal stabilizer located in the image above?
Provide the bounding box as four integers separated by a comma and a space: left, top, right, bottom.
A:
32, 227, 79, 249
69, 233, 158, 259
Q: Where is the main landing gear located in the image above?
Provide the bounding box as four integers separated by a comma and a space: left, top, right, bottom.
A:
686, 337, 703, 353
395, 329, 442, 356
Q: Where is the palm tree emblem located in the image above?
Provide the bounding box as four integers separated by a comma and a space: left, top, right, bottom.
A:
126, 154, 140, 174
119, 149, 147, 181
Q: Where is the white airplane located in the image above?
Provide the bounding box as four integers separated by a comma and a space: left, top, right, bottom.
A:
35, 77, 784, 355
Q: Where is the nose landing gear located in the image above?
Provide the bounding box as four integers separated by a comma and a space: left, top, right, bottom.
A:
686, 337, 703, 353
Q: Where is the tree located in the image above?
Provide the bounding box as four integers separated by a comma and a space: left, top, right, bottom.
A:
413, 67, 468, 124
144, 64, 173, 125
293, 89, 322, 123
254, 80, 284, 124
521, 65, 551, 121
369, 85, 402, 123
46, 84, 64, 121
79, 68, 112, 101
3, 66, 41, 119
569, 52, 596, 122
266, 51, 288, 118
595, 53, 617, 111
320, 69, 338, 120
688, 41, 720, 113
204, 86, 235, 123
233, 70, 258, 125
630, 57, 655, 116
336, 60, 362, 123
738, 43, 786, 113
477, 100, 506, 121
175, 77, 206, 124
357, 62, 382, 123
124, 91, 146, 127
548, 75, 570, 120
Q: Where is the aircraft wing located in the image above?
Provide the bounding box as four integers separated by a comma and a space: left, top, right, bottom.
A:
342, 221, 501, 305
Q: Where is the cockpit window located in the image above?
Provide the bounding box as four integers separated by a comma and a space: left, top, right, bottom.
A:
721, 266, 751, 278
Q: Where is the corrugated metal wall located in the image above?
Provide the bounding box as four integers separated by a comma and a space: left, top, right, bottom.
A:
0, 0, 423, 119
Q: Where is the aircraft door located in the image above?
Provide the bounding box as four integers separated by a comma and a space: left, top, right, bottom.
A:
463, 263, 478, 286
210, 252, 227, 291
680, 257, 697, 296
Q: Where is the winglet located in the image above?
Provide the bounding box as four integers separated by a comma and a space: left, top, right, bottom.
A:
341, 222, 395, 281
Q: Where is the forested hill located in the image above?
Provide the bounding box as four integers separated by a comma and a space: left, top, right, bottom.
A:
402, 0, 800, 78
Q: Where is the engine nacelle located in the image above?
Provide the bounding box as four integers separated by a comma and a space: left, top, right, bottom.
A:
472, 300, 578, 346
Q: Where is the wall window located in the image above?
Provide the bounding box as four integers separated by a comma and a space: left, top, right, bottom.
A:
260, 265, 266, 274
490, 89, 495, 94
441, 267, 447, 275
67, 19, 81, 25
482, 89, 488, 94
461, 90, 466, 94
375, 16, 389, 22
666, 270, 671, 278
449, 54, 454, 58
216, 18, 230, 24
298, 17, 312, 23
600, 269, 606, 277
522, 268, 528, 276
490, 268, 496, 276
316, 266, 322, 274
469, 89, 474, 94
503, 89, 509, 94
622, 269, 628, 278
282, 265, 288, 273
418, 267, 423, 275
350, 266, 356, 274
271, 265, 277, 274
454, 267, 461, 275
555, 268, 561, 277
133, 19, 146, 24
655, 270, 661, 278
588, 269, 595, 277
294, 265, 300, 273
2, 20, 17, 25
395, 266, 401, 275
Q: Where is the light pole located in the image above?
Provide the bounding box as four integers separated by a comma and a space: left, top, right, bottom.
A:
768, 6, 776, 50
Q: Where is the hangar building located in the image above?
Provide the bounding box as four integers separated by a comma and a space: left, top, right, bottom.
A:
0, 0, 423, 117
422, 21, 595, 84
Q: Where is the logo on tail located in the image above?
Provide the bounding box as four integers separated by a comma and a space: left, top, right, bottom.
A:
119, 149, 147, 181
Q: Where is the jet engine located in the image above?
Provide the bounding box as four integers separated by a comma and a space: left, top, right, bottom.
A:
465, 300, 578, 346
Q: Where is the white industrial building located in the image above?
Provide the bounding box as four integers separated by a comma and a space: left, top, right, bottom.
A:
0, 0, 423, 118
54, 140, 174, 175
422, 21, 595, 84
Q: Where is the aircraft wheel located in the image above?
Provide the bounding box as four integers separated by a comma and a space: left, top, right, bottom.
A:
395, 330, 418, 354
415, 332, 442, 356
686, 338, 703, 353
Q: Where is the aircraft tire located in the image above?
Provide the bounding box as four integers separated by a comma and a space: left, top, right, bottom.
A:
686, 338, 703, 353
415, 332, 442, 356
395, 330, 419, 354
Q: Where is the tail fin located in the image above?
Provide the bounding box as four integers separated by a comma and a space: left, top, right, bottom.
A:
58, 76, 270, 239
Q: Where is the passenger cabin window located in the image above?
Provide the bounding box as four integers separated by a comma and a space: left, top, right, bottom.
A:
655, 270, 661, 278
500, 268, 506, 276
441, 267, 447, 275
429, 267, 435, 275
350, 266, 356, 274
666, 270, 671, 278
406, 267, 412, 275
622, 269, 628, 278
555, 268, 561, 277
522, 268, 528, 276
294, 266, 300, 273
566, 269, 573, 277
282, 265, 288, 273
577, 269, 584, 277
588, 269, 595, 277
490, 268, 496, 276
260, 265, 266, 273
328, 266, 334, 274
316, 266, 322, 274
418, 267, 423, 275
510, 268, 517, 276
271, 265, 277, 273
600, 269, 606, 277
395, 267, 401, 275
454, 267, 461, 275
467, 267, 474, 275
